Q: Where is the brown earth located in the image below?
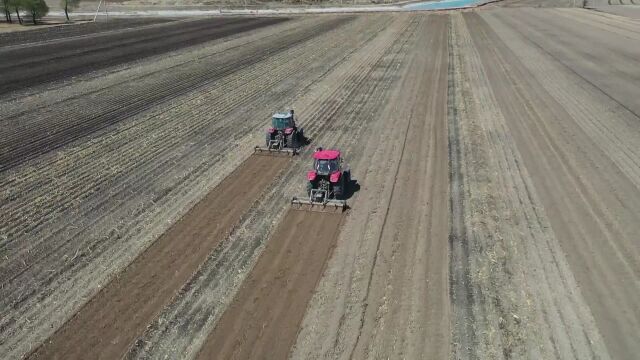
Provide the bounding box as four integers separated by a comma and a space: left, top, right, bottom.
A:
28, 155, 289, 359
1, 7, 639, 360
196, 209, 344, 359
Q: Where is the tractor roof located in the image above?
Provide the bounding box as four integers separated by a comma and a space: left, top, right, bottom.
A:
313, 149, 340, 160
273, 112, 293, 119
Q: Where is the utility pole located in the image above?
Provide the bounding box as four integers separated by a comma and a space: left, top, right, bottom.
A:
93, 0, 108, 22
93, 0, 102, 21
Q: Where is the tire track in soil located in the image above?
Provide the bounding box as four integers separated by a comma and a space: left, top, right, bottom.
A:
195, 210, 344, 360
446, 14, 476, 360
27, 155, 290, 360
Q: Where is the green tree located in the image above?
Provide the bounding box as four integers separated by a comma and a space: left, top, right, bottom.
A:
9, 0, 23, 24
2, 0, 12, 23
60, 0, 80, 22
22, 0, 47, 24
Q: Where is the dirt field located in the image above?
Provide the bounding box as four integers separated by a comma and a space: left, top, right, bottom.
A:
0, 18, 174, 46
1, 6, 638, 360
196, 209, 344, 359
28, 154, 290, 359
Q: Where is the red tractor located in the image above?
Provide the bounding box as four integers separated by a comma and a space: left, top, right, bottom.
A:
254, 110, 304, 155
291, 147, 350, 211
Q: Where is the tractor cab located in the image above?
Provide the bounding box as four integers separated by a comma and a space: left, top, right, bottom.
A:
271, 111, 295, 131
256, 109, 304, 155
313, 149, 341, 175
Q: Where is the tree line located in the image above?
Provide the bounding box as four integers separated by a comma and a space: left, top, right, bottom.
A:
2, 0, 81, 25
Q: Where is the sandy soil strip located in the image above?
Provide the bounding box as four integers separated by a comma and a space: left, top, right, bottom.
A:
475, 8, 640, 359
449, 11, 611, 359
195, 210, 344, 359
26, 155, 289, 359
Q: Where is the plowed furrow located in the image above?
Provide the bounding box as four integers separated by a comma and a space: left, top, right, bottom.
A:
0, 18, 284, 96
0, 18, 346, 170
27, 155, 290, 360
0, 17, 362, 280
195, 210, 344, 360
0, 16, 394, 360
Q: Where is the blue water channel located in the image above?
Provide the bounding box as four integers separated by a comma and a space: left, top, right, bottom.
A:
404, 0, 483, 10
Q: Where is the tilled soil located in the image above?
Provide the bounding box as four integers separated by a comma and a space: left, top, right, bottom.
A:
196, 210, 344, 360
28, 155, 290, 360
0, 17, 286, 97
1, 7, 639, 360
0, 18, 174, 48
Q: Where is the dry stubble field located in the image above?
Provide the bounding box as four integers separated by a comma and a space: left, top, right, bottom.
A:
0, 6, 639, 360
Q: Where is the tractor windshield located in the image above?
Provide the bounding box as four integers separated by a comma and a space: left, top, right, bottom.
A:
315, 159, 339, 174
272, 117, 291, 130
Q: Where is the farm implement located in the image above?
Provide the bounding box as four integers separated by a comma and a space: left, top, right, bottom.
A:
254, 110, 304, 156
291, 147, 350, 212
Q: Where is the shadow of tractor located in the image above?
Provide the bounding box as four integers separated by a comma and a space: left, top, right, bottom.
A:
344, 178, 360, 200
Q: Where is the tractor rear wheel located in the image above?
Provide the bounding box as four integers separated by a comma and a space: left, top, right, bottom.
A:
288, 132, 301, 149
342, 171, 351, 199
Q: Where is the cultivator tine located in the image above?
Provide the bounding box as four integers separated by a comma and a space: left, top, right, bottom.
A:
290, 197, 347, 213
253, 146, 297, 157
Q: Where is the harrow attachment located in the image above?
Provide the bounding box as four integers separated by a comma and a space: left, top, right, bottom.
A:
290, 196, 347, 213
253, 145, 297, 156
